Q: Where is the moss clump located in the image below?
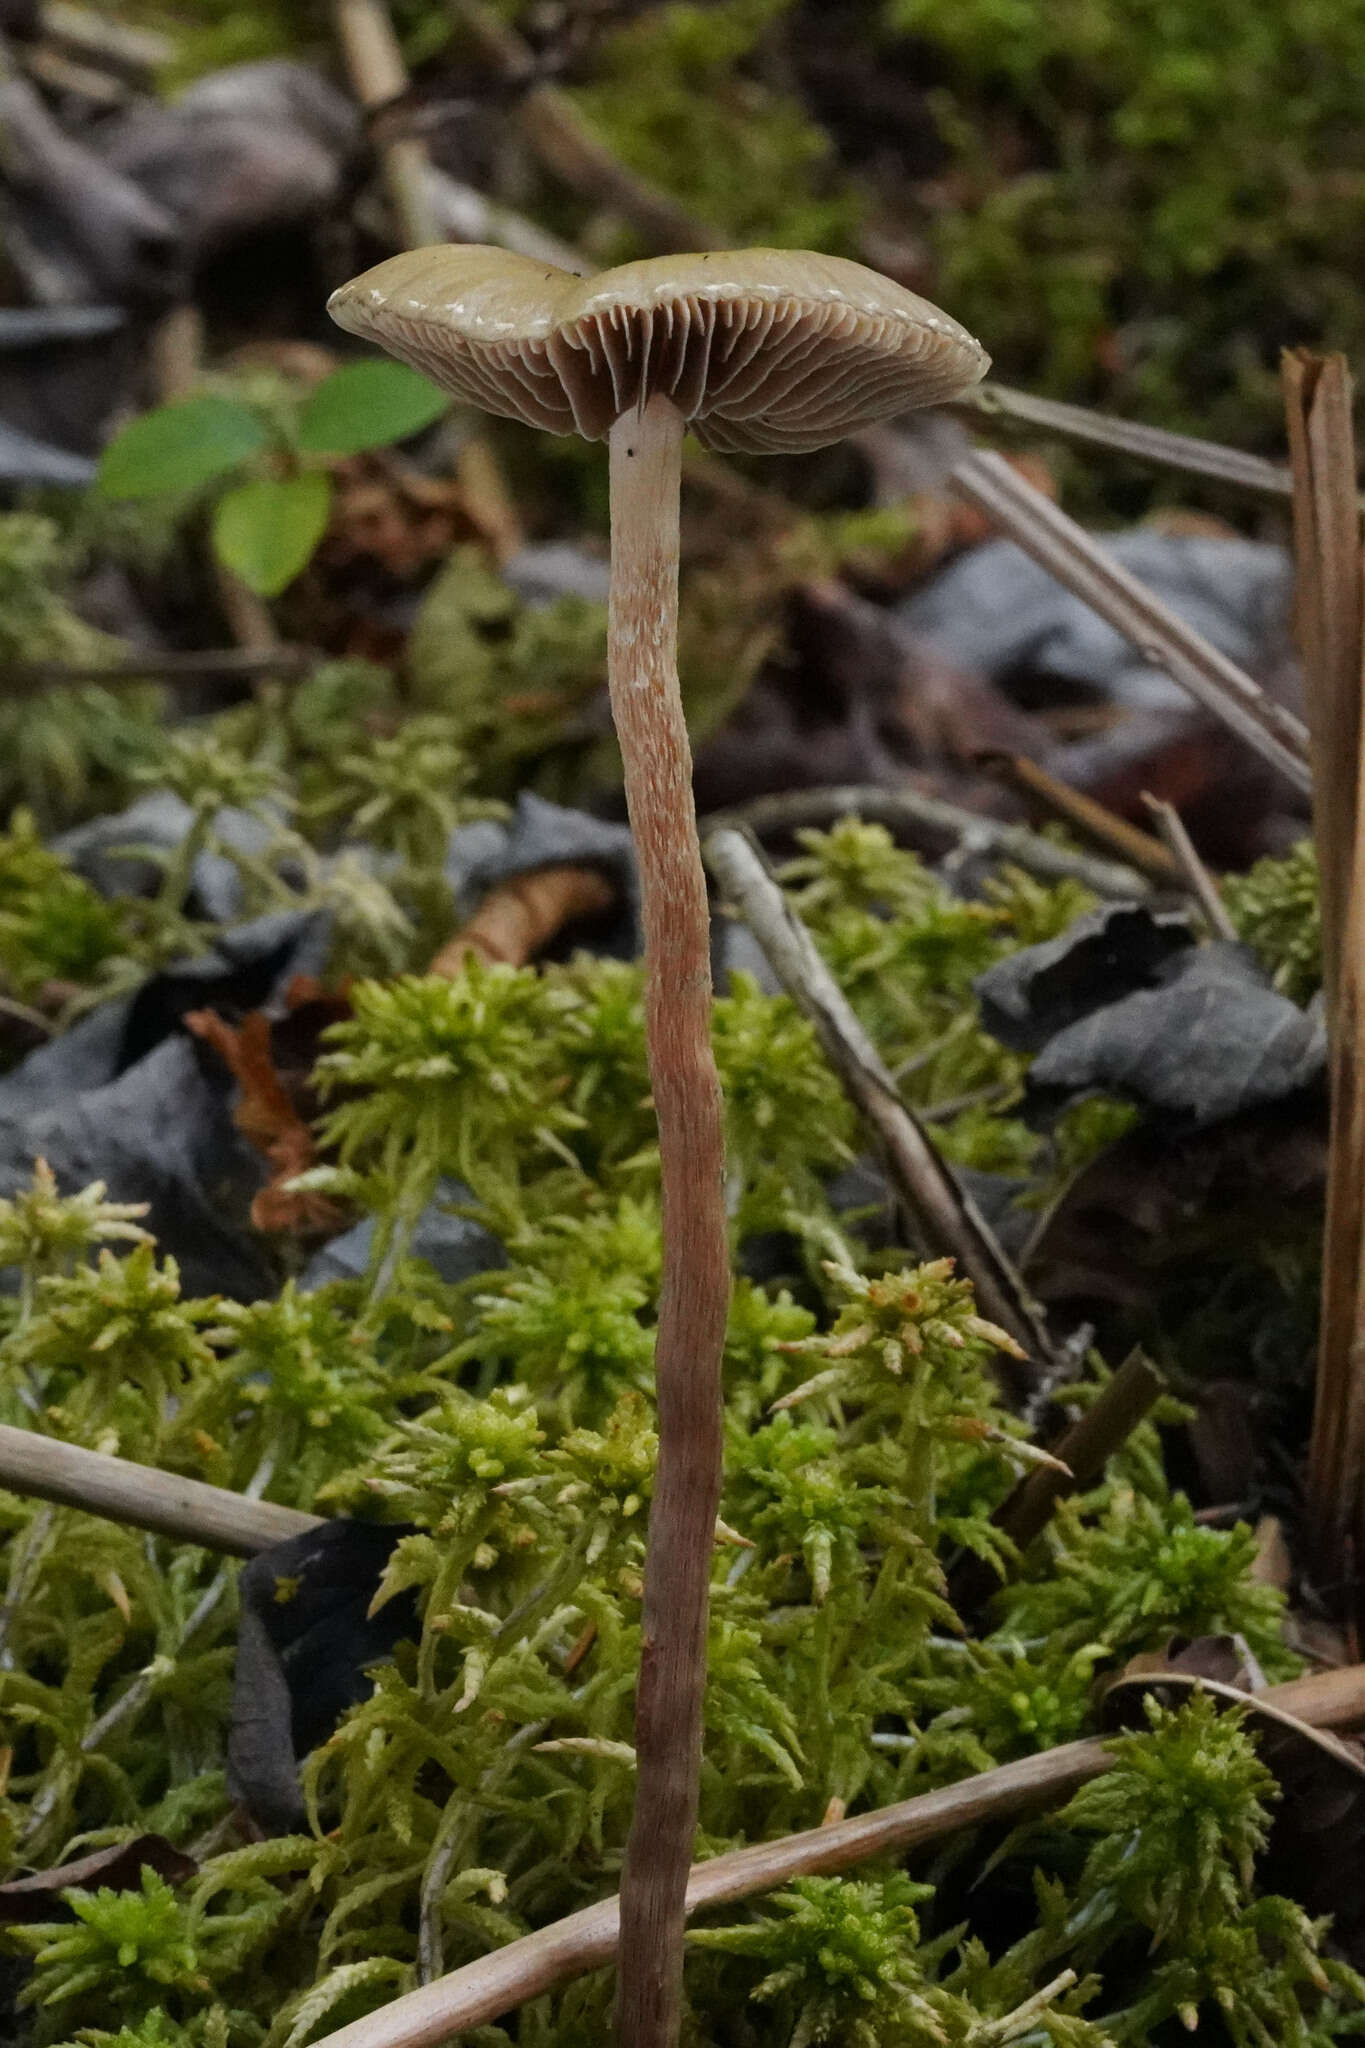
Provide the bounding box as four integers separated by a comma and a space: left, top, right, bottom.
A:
572, 0, 863, 254
881, 0, 1365, 448
0, 812, 132, 1005
0, 765, 1334, 2041
1225, 840, 1322, 1005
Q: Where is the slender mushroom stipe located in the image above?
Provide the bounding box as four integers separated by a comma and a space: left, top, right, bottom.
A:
328, 244, 987, 2048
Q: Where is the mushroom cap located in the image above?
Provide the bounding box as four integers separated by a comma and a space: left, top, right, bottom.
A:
327, 245, 988, 453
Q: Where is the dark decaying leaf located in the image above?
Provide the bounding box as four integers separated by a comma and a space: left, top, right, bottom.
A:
1045, 706, 1291, 871
297, 1175, 502, 1292
1028, 1106, 1325, 1317
1188, 1379, 1264, 1507
900, 529, 1294, 722
0, 912, 332, 1298
1028, 944, 1325, 1124
0, 418, 96, 487
691, 575, 1048, 817
1103, 1645, 1365, 1961
0, 1835, 197, 1925
976, 903, 1195, 1055
227, 1520, 417, 1834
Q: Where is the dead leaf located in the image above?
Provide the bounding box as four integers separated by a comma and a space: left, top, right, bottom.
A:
228, 1520, 417, 1834
0, 1835, 197, 1924
977, 904, 1196, 1056
1026, 945, 1325, 1126
1251, 1514, 1293, 1592
1027, 1106, 1326, 1321
1188, 1379, 1262, 1507
431, 864, 617, 975
185, 996, 346, 1239
319, 447, 513, 581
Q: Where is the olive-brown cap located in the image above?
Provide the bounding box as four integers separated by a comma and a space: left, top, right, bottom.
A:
327, 245, 987, 453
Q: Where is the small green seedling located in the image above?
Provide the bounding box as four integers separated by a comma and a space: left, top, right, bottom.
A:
95, 360, 449, 597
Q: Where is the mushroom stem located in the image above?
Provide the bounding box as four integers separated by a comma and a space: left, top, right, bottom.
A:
607, 393, 730, 2048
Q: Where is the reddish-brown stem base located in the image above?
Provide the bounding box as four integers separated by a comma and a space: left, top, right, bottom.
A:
607, 396, 731, 2048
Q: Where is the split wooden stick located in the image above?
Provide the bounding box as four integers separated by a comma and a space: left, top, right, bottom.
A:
1283, 353, 1365, 1603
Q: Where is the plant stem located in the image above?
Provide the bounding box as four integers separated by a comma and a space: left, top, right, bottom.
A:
1139, 792, 1239, 939
1282, 352, 1365, 1602
607, 394, 730, 2048
333, 0, 442, 248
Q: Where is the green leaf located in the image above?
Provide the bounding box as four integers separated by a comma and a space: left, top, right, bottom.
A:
296, 360, 449, 457
212, 473, 333, 597
97, 396, 270, 499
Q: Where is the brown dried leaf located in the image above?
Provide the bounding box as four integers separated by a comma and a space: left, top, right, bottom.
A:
185, 1003, 343, 1238
431, 864, 617, 975
319, 447, 514, 581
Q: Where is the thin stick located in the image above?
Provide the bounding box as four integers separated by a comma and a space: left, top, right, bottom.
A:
992, 1350, 1167, 1549
417, 162, 584, 271
1139, 793, 1238, 939
950, 450, 1312, 795
951, 1351, 1165, 1613
334, 0, 441, 248
0, 1422, 321, 1557
608, 398, 731, 2048
0, 647, 314, 697
705, 826, 1051, 1366
449, 0, 722, 254
953, 383, 1300, 503
153, 305, 282, 657
701, 786, 1151, 901
39, 2, 173, 82
976, 751, 1184, 887
1283, 354, 1364, 1026
1283, 354, 1365, 1596
307, 1662, 1365, 2048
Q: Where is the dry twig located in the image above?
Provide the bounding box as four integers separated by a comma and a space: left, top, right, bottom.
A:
0, 1422, 321, 1557
449, 0, 722, 253
1139, 793, 1239, 939
951, 1351, 1166, 1614
39, 2, 171, 82
334, 0, 441, 248
336, 0, 578, 265
704, 825, 1051, 1365
975, 750, 1183, 887
953, 383, 1299, 502
0, 647, 314, 697
702, 785, 1152, 900
950, 450, 1312, 795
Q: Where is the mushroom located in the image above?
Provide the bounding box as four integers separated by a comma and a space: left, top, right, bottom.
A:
328, 245, 988, 2047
